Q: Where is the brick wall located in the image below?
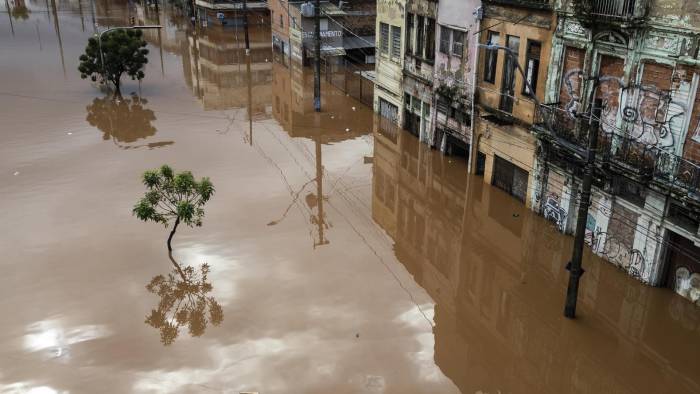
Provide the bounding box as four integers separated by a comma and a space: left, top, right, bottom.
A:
641, 62, 672, 91
606, 201, 640, 269
559, 47, 585, 108
597, 55, 624, 134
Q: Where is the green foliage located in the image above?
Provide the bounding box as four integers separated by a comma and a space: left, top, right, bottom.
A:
145, 262, 223, 345
78, 29, 149, 96
133, 164, 214, 229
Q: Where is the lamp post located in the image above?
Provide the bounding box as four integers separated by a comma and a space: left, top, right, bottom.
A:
97, 25, 162, 79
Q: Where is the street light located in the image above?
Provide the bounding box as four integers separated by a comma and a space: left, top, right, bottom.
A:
97, 25, 162, 79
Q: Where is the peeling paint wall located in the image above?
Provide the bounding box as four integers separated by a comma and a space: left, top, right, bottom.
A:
374, 0, 406, 123
537, 6, 700, 293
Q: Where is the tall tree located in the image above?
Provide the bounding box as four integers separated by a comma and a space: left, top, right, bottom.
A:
133, 165, 215, 251
78, 29, 149, 97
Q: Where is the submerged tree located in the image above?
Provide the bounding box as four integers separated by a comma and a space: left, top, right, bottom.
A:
133, 165, 214, 251
145, 256, 223, 345
78, 29, 149, 98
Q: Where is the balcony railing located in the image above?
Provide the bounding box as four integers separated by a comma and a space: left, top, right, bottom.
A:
484, 0, 551, 10
574, 0, 649, 20
534, 103, 700, 199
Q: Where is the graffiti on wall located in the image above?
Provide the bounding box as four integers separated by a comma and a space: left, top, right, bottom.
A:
544, 193, 567, 232
585, 228, 647, 280
560, 69, 690, 153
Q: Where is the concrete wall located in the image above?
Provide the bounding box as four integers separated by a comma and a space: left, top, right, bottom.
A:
374, 0, 406, 123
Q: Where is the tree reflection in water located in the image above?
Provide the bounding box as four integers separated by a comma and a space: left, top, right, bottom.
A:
144, 254, 223, 345
85, 95, 171, 149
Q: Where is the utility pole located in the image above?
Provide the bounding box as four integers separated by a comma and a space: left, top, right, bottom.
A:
243, 0, 249, 55
243, 0, 252, 144
563, 80, 602, 319
313, 0, 321, 112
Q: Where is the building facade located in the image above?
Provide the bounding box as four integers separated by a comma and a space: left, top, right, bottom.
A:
374, 0, 406, 128
471, 0, 555, 208
430, 0, 480, 159
531, 0, 700, 303
402, 0, 437, 142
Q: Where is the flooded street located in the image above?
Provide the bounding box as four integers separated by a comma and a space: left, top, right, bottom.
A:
1, 1, 700, 393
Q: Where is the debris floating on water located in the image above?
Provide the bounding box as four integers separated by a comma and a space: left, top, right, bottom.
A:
13, 171, 20, 176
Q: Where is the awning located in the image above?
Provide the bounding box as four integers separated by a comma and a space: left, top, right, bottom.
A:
305, 47, 346, 57
343, 36, 375, 50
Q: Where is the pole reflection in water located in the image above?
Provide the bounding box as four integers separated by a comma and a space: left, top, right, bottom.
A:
372, 121, 700, 394
144, 253, 224, 346
49, 0, 66, 77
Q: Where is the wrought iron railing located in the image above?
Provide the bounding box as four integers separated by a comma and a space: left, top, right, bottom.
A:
484, 0, 551, 9
575, 0, 649, 20
654, 151, 700, 196
534, 103, 700, 198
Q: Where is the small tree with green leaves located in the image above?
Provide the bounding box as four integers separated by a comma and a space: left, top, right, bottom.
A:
133, 165, 214, 251
78, 29, 149, 98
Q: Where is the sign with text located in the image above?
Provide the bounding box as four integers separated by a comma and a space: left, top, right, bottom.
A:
302, 30, 342, 39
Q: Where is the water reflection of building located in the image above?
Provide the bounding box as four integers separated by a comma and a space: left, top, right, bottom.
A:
271, 56, 372, 142
182, 25, 272, 113
372, 126, 700, 394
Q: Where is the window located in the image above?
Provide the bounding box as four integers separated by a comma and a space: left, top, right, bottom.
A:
406, 13, 414, 55
439, 26, 450, 54
391, 25, 401, 58
484, 31, 500, 84
380, 23, 389, 54
279, 15, 283, 28
320, 18, 328, 31
425, 18, 435, 61
416, 15, 424, 57
292, 17, 297, 28
452, 30, 463, 57
437, 96, 449, 116
523, 40, 541, 96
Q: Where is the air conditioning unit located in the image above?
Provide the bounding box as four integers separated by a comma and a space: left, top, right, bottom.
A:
301, 2, 315, 17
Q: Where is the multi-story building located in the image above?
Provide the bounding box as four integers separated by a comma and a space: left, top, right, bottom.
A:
270, 0, 376, 66
430, 0, 480, 160
532, 0, 700, 302
471, 0, 555, 207
401, 0, 437, 142
374, 0, 406, 127
371, 121, 700, 391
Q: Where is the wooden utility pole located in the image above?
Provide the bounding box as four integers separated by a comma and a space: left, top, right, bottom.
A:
313, 0, 321, 111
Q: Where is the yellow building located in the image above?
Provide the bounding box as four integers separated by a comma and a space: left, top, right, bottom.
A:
471, 0, 554, 209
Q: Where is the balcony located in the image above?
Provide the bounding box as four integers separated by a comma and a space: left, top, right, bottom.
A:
483, 0, 551, 10
572, 0, 650, 22
534, 104, 700, 201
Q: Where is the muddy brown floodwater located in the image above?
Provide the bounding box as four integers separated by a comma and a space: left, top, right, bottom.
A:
0, 1, 699, 393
